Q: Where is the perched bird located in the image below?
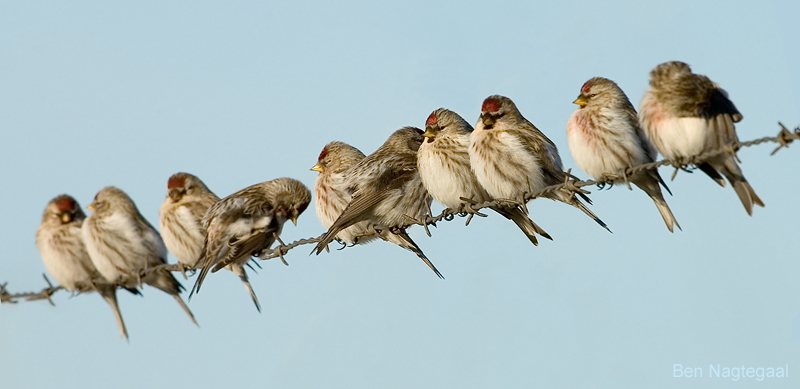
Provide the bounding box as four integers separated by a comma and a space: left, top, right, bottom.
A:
192, 177, 311, 312
470, 95, 611, 232
82, 186, 197, 326
159, 172, 219, 270
312, 127, 443, 279
639, 61, 763, 215
36, 194, 133, 340
566, 77, 680, 232
312, 142, 378, 246
417, 108, 552, 245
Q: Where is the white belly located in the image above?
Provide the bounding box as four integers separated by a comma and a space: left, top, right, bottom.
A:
418, 142, 489, 209
470, 130, 543, 201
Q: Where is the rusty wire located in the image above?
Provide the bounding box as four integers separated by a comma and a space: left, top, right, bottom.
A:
2, 123, 798, 304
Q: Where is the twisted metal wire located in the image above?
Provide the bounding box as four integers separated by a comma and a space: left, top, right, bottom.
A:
2, 123, 798, 304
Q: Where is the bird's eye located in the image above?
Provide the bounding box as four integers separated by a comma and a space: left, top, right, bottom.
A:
589, 94, 597, 98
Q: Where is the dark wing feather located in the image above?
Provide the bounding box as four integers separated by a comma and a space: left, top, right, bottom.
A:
314, 170, 411, 254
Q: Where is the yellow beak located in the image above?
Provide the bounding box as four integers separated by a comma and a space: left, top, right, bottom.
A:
573, 96, 588, 107
422, 129, 436, 138
87, 204, 94, 211
310, 164, 322, 172
60, 213, 72, 223
291, 215, 299, 226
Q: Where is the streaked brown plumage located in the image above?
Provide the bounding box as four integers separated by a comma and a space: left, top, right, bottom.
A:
470, 95, 611, 232
567, 77, 680, 232
37, 194, 134, 340
417, 108, 552, 245
312, 142, 378, 246
82, 186, 197, 326
159, 172, 219, 269
639, 61, 763, 215
313, 127, 443, 279
192, 177, 311, 312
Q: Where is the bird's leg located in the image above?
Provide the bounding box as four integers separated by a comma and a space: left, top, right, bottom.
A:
273, 232, 289, 266
404, 214, 432, 237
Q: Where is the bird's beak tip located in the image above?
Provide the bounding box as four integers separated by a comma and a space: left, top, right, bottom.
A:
310, 164, 322, 172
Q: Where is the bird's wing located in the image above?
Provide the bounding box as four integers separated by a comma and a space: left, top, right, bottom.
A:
314, 168, 412, 254
702, 87, 742, 150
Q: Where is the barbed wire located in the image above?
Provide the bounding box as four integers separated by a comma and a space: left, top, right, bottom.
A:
2, 123, 798, 304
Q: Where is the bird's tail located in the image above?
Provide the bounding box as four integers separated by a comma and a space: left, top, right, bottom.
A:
634, 172, 681, 233
382, 229, 444, 279
697, 162, 726, 187
230, 264, 261, 313
490, 205, 553, 246
97, 285, 129, 341
712, 155, 764, 216
173, 294, 198, 327
552, 190, 611, 233
651, 195, 681, 233
147, 267, 198, 327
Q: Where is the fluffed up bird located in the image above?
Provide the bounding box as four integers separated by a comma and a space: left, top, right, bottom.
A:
159, 172, 219, 270
639, 61, 764, 215
192, 177, 311, 312
417, 108, 552, 245
82, 186, 197, 326
567, 77, 680, 232
36, 194, 134, 340
470, 95, 611, 232
312, 142, 379, 247
313, 140, 459, 262
312, 127, 444, 279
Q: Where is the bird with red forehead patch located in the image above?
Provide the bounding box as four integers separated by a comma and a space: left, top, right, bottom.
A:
37, 194, 137, 340
567, 77, 680, 232
639, 61, 763, 215
470, 95, 611, 232
313, 127, 443, 279
418, 108, 552, 246
312, 141, 378, 247
192, 177, 311, 311
159, 172, 219, 271
162, 172, 272, 311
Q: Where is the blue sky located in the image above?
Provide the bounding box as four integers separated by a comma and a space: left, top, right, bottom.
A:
1, 1, 798, 387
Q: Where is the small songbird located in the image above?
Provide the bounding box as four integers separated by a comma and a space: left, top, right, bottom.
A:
566, 77, 680, 232
36, 194, 134, 340
314, 140, 460, 265
639, 61, 763, 215
470, 95, 611, 232
159, 172, 219, 270
82, 186, 197, 326
417, 108, 552, 245
192, 177, 311, 311
312, 142, 379, 246
312, 127, 443, 279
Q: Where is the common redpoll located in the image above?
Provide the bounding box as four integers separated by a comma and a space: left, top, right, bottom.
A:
36, 194, 133, 339
567, 77, 680, 232
470, 95, 610, 232
639, 61, 764, 215
313, 127, 443, 279
192, 177, 311, 311
312, 142, 378, 246
159, 172, 219, 269
417, 108, 552, 245
82, 186, 197, 326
